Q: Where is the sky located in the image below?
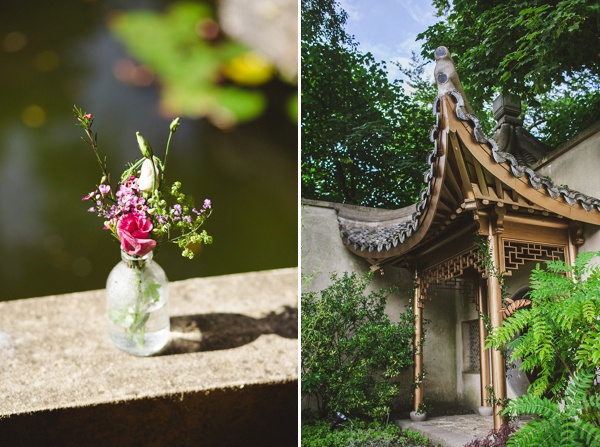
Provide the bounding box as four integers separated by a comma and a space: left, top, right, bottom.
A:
337, 0, 441, 82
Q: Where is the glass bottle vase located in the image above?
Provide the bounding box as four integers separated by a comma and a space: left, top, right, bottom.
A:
106, 250, 169, 356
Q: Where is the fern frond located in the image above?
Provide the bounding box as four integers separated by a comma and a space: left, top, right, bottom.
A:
507, 418, 561, 446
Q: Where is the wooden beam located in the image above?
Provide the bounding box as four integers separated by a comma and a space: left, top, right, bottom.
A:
413, 270, 424, 412
494, 178, 504, 200
472, 183, 545, 211
473, 158, 490, 197
511, 189, 519, 204
441, 183, 459, 208
445, 159, 465, 204
436, 198, 452, 214
449, 131, 475, 200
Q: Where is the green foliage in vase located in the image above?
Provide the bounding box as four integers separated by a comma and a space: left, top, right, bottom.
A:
487, 252, 600, 446
301, 0, 434, 208
76, 107, 213, 260
301, 271, 416, 421
419, 0, 600, 146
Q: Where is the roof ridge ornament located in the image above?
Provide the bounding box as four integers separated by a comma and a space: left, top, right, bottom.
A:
434, 46, 473, 115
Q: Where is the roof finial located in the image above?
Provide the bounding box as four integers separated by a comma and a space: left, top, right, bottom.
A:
434, 46, 472, 114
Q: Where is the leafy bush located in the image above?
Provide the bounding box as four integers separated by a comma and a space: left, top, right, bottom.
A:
301, 417, 434, 447
301, 271, 416, 420
488, 252, 600, 446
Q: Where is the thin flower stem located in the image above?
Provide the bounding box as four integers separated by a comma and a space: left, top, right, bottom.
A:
151, 157, 158, 194
77, 107, 116, 201
161, 130, 174, 185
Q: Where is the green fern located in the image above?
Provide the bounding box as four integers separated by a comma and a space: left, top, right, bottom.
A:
488, 252, 600, 446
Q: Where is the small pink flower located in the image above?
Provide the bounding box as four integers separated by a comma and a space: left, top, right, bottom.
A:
117, 212, 156, 256
99, 184, 110, 196
82, 191, 95, 201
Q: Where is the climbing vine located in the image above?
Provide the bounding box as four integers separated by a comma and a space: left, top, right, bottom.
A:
474, 234, 516, 397
474, 235, 509, 304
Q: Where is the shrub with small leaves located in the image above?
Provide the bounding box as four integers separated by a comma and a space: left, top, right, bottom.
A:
301, 271, 416, 421
301, 416, 435, 447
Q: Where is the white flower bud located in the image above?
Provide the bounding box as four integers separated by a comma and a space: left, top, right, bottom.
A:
138, 158, 160, 193
136, 132, 153, 158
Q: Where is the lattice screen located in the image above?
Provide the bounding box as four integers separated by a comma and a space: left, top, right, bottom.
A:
504, 241, 565, 272
419, 248, 484, 302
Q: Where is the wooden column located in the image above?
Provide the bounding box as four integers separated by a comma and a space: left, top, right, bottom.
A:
413, 270, 424, 412
567, 225, 579, 280
487, 222, 508, 431
477, 278, 491, 408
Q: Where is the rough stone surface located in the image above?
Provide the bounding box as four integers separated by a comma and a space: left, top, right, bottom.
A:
397, 414, 528, 447
0, 268, 298, 446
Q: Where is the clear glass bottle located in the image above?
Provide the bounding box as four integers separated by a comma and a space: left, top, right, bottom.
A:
106, 250, 169, 356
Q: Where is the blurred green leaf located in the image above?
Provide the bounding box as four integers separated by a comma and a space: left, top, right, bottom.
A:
111, 2, 269, 126
286, 93, 298, 124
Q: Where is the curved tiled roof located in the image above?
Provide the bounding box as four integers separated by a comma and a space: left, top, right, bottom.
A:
450, 89, 600, 212
340, 96, 442, 253
340, 88, 600, 254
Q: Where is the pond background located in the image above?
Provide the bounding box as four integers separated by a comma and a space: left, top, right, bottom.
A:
0, 0, 298, 301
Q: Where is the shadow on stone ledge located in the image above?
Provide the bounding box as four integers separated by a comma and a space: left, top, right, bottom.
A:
160, 306, 298, 355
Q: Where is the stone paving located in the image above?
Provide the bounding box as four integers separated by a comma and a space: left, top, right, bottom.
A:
396, 414, 518, 447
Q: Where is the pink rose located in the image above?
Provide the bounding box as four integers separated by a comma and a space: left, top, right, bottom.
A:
117, 213, 156, 256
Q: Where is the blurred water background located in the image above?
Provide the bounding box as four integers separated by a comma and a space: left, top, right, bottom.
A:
0, 0, 298, 301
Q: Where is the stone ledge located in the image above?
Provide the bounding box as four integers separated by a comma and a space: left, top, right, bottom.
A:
0, 268, 298, 446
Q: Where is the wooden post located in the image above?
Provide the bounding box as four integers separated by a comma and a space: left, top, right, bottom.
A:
413, 270, 424, 412
567, 227, 578, 279
487, 222, 508, 431
477, 279, 491, 407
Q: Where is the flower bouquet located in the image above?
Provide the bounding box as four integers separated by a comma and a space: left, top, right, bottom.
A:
75, 106, 212, 355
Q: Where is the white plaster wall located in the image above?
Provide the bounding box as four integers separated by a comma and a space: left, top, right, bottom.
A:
462, 373, 482, 411
422, 289, 457, 405
454, 289, 483, 412
536, 128, 600, 257
582, 224, 600, 270
536, 130, 600, 200
301, 203, 413, 320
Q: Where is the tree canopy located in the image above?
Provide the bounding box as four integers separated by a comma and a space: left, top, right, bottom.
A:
302, 0, 600, 208
301, 0, 433, 208
420, 0, 600, 146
